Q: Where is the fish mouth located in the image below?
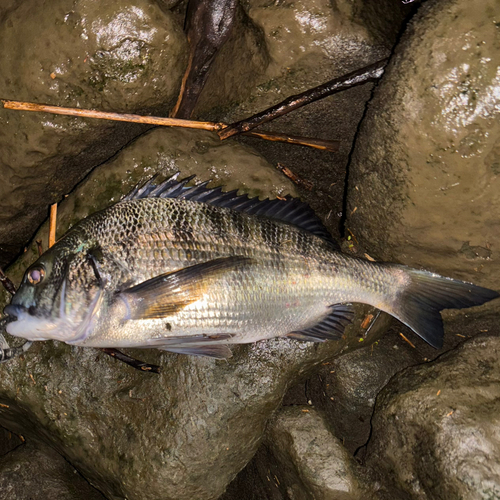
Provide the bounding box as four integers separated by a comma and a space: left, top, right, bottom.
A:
3, 304, 70, 342
4, 304, 22, 321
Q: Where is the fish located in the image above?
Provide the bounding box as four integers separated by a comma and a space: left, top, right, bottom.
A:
3, 173, 499, 359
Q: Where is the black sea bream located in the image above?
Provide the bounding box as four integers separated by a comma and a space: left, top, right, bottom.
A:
4, 174, 498, 358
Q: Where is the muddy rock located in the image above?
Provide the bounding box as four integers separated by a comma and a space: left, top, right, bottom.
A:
1, 125, 298, 289
0, 0, 188, 266
222, 406, 371, 500
347, 0, 500, 289
200, 0, 412, 242
0, 426, 22, 457
264, 406, 367, 500
0, 130, 381, 500
0, 442, 106, 500
304, 324, 425, 455
366, 333, 500, 500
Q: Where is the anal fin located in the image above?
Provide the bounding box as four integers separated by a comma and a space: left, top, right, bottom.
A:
287, 304, 354, 342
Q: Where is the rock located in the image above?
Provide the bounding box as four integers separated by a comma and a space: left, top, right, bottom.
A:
264, 406, 368, 500
1, 125, 298, 292
347, 0, 500, 290
366, 333, 500, 500
0, 129, 380, 500
0, 442, 106, 500
222, 406, 372, 500
200, 0, 412, 242
302, 324, 425, 455
0, 426, 22, 457
0, 329, 370, 500
0, 0, 188, 266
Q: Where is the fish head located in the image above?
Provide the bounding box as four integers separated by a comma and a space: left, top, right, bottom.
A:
4, 236, 105, 344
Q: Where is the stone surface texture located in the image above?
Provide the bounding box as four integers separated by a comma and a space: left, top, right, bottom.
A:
265, 406, 367, 500
0, 0, 188, 266
367, 334, 500, 500
305, 325, 424, 455
347, 0, 500, 289
0, 130, 380, 500
0, 442, 106, 500
196, 0, 412, 241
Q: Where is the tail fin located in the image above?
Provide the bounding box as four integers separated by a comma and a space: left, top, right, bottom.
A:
392, 267, 499, 348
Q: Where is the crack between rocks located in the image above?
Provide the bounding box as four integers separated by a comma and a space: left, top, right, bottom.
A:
339, 3, 422, 240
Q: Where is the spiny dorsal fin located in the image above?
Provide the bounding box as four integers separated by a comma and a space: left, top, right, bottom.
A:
118, 256, 252, 320
122, 173, 338, 247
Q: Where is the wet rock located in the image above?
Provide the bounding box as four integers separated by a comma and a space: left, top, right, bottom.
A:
0, 0, 188, 266
303, 324, 424, 455
202, 0, 411, 241
0, 442, 106, 500
222, 406, 372, 500
366, 333, 500, 500
0, 425, 22, 457
264, 406, 368, 500
0, 331, 371, 500
1, 125, 298, 289
347, 0, 500, 289
0, 130, 380, 500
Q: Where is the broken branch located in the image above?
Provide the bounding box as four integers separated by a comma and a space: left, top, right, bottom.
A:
244, 131, 339, 152
1, 99, 224, 131
49, 203, 57, 248
100, 348, 161, 374
1, 99, 338, 151
218, 58, 388, 140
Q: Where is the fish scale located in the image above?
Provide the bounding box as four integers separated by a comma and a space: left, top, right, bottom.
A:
4, 174, 498, 360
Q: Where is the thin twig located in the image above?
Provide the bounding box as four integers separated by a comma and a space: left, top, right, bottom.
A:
276, 163, 313, 190
399, 332, 416, 349
244, 131, 339, 152
49, 203, 57, 248
1, 99, 223, 131
218, 58, 388, 140
0, 269, 16, 296
100, 348, 161, 374
2, 100, 337, 151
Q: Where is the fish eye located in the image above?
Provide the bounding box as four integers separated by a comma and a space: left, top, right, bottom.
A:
27, 267, 45, 285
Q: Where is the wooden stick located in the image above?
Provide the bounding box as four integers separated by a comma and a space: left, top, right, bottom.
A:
1, 99, 224, 131
100, 348, 161, 374
0, 269, 16, 296
276, 163, 314, 190
1, 99, 339, 151
49, 203, 57, 248
170, 0, 238, 119
243, 131, 339, 152
218, 58, 388, 140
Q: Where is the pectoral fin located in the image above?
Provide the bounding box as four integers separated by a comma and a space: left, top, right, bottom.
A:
118, 256, 252, 320
161, 344, 233, 359
139, 334, 235, 359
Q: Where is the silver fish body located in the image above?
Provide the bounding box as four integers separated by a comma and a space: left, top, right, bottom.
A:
4, 175, 499, 358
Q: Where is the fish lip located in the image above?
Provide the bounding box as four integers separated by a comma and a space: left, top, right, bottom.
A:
3, 304, 22, 321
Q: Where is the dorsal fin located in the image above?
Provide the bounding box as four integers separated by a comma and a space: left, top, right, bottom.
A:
122, 173, 338, 247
